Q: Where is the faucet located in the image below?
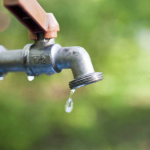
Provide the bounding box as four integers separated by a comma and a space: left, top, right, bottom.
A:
0, 0, 103, 90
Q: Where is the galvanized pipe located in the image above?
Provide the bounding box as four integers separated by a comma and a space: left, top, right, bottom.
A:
0, 49, 25, 73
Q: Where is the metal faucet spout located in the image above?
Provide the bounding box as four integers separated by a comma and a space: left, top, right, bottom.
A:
51, 46, 103, 89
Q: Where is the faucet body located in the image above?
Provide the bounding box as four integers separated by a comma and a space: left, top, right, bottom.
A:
1, 0, 103, 89
0, 38, 103, 89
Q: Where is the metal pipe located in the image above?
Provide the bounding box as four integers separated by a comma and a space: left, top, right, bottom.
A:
0, 49, 25, 73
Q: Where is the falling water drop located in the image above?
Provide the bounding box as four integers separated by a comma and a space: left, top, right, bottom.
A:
0, 77, 4, 81
27, 76, 34, 81
65, 89, 76, 113
65, 98, 73, 113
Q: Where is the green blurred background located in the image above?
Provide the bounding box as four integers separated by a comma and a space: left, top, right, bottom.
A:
1, 0, 150, 150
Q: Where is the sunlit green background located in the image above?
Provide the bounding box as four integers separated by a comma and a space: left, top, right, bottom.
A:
0, 0, 150, 149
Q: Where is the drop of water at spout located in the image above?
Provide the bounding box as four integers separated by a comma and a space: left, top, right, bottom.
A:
0, 77, 4, 81
27, 76, 34, 81
65, 89, 76, 113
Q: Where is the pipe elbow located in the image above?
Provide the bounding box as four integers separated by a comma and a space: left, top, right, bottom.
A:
53, 46, 95, 78
52, 45, 103, 89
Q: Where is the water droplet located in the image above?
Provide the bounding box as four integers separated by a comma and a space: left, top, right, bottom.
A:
65, 98, 73, 113
65, 89, 76, 113
0, 77, 4, 81
28, 76, 34, 81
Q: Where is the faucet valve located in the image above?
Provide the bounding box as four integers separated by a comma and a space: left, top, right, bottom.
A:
1, 0, 104, 90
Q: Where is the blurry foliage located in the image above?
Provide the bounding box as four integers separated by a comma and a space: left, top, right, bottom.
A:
0, 0, 150, 150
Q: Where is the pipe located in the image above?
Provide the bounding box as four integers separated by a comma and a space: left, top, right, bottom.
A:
0, 49, 25, 74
